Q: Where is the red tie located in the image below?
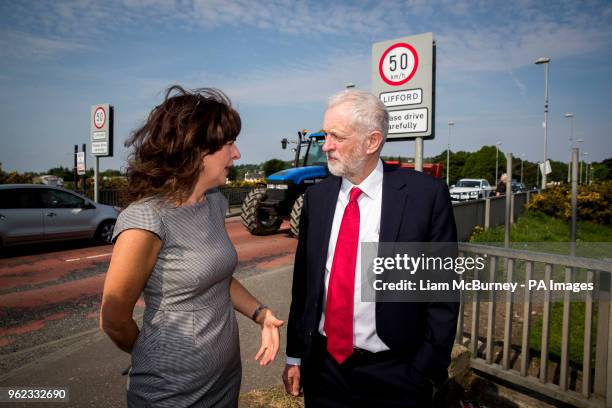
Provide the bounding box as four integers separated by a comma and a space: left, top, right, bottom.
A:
325, 187, 362, 364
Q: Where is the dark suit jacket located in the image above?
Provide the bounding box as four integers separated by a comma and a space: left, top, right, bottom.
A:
286, 162, 459, 385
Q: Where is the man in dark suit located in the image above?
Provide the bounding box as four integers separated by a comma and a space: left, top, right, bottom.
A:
282, 90, 459, 407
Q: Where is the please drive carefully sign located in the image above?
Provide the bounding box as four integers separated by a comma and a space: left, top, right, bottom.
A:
90, 104, 114, 157
372, 33, 435, 139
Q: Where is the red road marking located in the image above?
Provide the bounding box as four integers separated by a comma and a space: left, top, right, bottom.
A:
0, 320, 45, 337
0, 244, 113, 291
1, 218, 298, 350
0, 275, 105, 309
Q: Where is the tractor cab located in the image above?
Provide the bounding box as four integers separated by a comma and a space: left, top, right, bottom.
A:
301, 132, 327, 167
241, 131, 329, 236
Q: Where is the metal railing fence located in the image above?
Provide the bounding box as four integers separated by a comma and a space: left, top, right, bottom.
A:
456, 243, 612, 408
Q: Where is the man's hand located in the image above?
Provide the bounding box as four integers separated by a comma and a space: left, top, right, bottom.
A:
282, 364, 301, 396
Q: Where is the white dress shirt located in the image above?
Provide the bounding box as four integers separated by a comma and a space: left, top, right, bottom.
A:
287, 160, 388, 366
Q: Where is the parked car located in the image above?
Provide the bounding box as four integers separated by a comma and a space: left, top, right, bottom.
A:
0, 184, 119, 248
511, 179, 526, 193
449, 178, 493, 201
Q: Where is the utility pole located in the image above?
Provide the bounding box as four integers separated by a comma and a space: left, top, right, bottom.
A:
495, 142, 502, 184
447, 121, 454, 185
565, 113, 574, 183
520, 153, 525, 185
535, 57, 551, 190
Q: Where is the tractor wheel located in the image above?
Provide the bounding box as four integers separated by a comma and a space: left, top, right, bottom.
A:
240, 187, 282, 235
289, 194, 304, 238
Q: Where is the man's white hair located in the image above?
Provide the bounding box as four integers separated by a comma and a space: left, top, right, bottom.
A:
327, 90, 389, 146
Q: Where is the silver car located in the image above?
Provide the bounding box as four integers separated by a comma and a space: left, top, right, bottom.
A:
449, 178, 493, 201
0, 184, 119, 248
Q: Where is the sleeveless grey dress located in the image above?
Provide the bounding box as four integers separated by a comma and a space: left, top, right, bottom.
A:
112, 190, 241, 407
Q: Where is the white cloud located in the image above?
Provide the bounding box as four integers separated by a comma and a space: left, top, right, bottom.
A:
216, 53, 372, 106
3, 0, 611, 73
0, 29, 93, 59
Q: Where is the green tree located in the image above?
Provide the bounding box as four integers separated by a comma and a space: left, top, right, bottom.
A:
227, 166, 238, 181
100, 169, 123, 178
4, 171, 34, 184
460, 145, 505, 184
262, 159, 288, 176
592, 158, 612, 182
547, 159, 568, 183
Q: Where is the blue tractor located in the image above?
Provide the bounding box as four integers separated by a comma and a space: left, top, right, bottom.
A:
240, 130, 328, 236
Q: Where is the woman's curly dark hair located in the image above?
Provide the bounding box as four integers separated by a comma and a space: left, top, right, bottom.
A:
124, 85, 241, 204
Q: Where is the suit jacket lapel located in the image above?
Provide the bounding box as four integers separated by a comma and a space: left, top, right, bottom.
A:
314, 176, 341, 292
379, 163, 408, 244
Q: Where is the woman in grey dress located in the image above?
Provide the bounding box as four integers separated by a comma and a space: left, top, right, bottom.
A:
100, 86, 283, 407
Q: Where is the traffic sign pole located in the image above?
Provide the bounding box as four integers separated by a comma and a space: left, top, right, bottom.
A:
372, 33, 435, 172
415, 137, 423, 171
73, 145, 78, 191
90, 104, 114, 203
94, 156, 99, 203
82, 144, 86, 193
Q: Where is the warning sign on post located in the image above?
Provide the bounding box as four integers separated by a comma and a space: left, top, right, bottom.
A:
372, 33, 434, 140
76, 152, 86, 175
388, 108, 428, 134
90, 104, 114, 157
92, 141, 108, 155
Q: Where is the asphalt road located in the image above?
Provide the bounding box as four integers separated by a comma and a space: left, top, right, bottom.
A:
0, 263, 295, 408
0, 217, 297, 383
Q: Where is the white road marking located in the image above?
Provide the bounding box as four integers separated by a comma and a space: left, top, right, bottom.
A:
64, 253, 112, 262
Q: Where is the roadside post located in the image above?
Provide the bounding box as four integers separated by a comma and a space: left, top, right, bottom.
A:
90, 104, 114, 203
81, 144, 86, 192
504, 153, 512, 248
76, 147, 86, 193
570, 148, 578, 256
372, 33, 435, 171
73, 145, 78, 190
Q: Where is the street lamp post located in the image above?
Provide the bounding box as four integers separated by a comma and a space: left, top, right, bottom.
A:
565, 113, 574, 183
521, 153, 525, 185
535, 57, 551, 189
447, 121, 454, 185
576, 138, 584, 184
495, 141, 502, 184
583, 152, 589, 184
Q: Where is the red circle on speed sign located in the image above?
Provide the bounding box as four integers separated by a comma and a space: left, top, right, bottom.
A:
94, 107, 106, 129
379, 42, 419, 86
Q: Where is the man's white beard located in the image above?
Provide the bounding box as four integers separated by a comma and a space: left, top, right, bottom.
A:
327, 150, 368, 180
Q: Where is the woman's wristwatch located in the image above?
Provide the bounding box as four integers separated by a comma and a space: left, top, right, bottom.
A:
251, 304, 268, 322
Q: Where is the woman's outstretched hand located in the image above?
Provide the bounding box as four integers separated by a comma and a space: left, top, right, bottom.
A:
255, 309, 284, 366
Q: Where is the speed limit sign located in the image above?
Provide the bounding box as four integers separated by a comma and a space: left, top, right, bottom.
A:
379, 43, 419, 86
372, 32, 434, 139
93, 107, 106, 129
90, 104, 114, 157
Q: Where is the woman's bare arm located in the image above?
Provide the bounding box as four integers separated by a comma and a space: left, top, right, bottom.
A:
100, 229, 161, 353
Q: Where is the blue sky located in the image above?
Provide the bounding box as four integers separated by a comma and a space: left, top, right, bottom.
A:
1, 0, 611, 173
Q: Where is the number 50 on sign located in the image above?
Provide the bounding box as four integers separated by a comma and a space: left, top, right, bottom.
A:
379, 43, 419, 86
